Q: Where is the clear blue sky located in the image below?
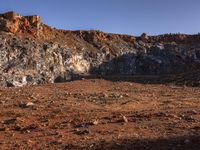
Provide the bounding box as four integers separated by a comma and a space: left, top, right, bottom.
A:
0, 0, 200, 35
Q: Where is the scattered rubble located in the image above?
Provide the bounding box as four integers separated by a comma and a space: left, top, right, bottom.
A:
0, 79, 199, 149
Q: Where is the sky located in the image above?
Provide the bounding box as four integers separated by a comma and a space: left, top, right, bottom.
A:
0, 0, 200, 36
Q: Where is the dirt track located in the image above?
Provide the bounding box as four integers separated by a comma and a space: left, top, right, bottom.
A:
0, 79, 200, 150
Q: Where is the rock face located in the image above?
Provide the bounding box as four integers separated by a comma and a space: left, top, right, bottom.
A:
0, 11, 42, 35
0, 11, 200, 87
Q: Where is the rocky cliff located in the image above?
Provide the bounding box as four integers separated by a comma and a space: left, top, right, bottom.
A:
0, 11, 200, 87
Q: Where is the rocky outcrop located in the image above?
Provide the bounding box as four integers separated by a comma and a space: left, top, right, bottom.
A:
0, 11, 200, 87
0, 11, 42, 35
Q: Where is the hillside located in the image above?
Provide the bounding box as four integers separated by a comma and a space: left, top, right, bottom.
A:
0, 11, 200, 87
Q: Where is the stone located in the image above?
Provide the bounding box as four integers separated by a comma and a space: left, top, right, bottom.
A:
74, 128, 90, 135
25, 102, 35, 107
122, 116, 128, 123
90, 120, 99, 125
19, 102, 35, 108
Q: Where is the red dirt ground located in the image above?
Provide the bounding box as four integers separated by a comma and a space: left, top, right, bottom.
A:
0, 79, 200, 150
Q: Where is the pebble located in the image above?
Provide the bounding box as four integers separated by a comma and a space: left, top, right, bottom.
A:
91, 120, 99, 125
75, 128, 90, 135
19, 102, 35, 108
26, 102, 34, 107
122, 116, 128, 123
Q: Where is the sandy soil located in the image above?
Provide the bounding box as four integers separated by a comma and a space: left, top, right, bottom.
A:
0, 79, 200, 150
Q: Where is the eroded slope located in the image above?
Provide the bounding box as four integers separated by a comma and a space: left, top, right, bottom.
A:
0, 11, 200, 87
